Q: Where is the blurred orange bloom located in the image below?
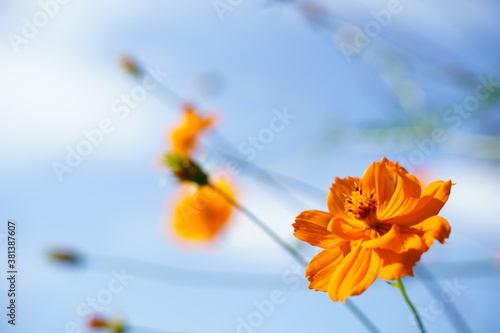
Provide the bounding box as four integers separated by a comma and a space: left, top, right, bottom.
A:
88, 316, 125, 332
170, 105, 214, 156
293, 157, 452, 302
120, 55, 140, 75
172, 180, 234, 241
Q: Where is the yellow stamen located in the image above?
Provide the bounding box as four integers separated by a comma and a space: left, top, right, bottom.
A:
345, 187, 378, 227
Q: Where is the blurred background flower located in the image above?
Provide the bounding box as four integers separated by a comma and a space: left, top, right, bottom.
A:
170, 179, 235, 242
169, 105, 215, 157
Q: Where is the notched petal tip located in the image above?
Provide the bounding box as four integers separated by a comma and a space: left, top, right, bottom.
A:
327, 177, 359, 217
418, 215, 451, 247
379, 156, 389, 163
377, 248, 421, 281
294, 210, 332, 228
294, 210, 344, 248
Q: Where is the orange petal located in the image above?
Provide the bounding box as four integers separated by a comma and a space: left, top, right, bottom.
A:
305, 243, 351, 292
327, 241, 381, 302
377, 168, 421, 221
375, 217, 450, 280
327, 217, 367, 241
293, 211, 343, 248
387, 180, 452, 227
170, 106, 214, 156
362, 224, 426, 254
327, 177, 359, 218
377, 248, 422, 280
413, 215, 451, 247
359, 157, 398, 208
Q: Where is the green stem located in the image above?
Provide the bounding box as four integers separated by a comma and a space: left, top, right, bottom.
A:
396, 278, 426, 333
209, 184, 308, 267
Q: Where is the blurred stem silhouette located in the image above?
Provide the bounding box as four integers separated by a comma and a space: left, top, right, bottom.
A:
273, 1, 500, 162
416, 265, 473, 333
122, 56, 324, 210
209, 183, 308, 267
209, 183, 382, 333
49, 249, 499, 288
119, 47, 486, 332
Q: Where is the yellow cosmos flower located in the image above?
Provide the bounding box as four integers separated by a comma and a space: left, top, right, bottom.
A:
171, 180, 234, 241
293, 157, 452, 302
170, 105, 214, 156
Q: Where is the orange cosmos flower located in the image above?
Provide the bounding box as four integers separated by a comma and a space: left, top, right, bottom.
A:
172, 179, 234, 241
293, 157, 452, 302
170, 105, 214, 156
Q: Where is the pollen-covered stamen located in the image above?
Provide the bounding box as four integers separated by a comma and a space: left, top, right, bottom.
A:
345, 187, 378, 227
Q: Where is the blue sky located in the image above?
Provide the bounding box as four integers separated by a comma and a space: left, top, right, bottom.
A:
1, 0, 499, 332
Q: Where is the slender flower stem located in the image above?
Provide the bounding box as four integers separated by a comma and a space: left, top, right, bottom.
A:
128, 62, 327, 208
210, 184, 381, 333
344, 301, 382, 333
396, 278, 426, 333
209, 184, 308, 267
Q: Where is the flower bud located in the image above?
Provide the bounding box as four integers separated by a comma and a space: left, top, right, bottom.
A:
164, 153, 209, 186
120, 56, 140, 75
48, 249, 81, 265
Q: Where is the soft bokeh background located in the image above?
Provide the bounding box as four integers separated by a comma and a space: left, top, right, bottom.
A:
1, 0, 499, 332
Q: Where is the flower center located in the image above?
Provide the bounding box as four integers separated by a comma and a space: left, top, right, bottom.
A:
345, 186, 378, 227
